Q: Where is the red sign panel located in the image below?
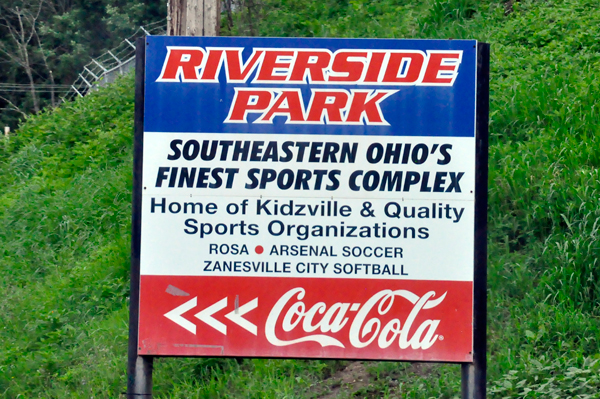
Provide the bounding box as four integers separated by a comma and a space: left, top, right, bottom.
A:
138, 276, 472, 362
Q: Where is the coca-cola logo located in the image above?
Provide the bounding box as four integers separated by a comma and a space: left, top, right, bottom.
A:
265, 288, 446, 350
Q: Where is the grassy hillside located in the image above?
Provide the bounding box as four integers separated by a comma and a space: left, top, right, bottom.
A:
1, 0, 599, 397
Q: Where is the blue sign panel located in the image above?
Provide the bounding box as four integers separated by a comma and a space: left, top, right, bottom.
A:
144, 36, 476, 137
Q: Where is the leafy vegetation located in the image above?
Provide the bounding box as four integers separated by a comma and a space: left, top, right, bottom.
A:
1, 0, 599, 397
0, 0, 165, 128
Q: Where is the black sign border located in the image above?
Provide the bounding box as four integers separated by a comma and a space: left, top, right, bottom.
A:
127, 37, 490, 399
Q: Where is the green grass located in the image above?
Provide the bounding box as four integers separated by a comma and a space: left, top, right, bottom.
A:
1, 0, 600, 397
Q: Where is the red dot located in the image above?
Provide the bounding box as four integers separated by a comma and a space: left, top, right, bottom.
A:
255, 245, 264, 254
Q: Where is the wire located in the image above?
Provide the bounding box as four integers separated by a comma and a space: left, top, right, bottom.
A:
0, 84, 72, 88
0, 88, 72, 93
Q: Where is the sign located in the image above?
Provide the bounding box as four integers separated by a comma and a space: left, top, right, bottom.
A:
137, 36, 480, 362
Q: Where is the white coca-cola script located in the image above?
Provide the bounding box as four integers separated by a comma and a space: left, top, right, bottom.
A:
265, 288, 447, 350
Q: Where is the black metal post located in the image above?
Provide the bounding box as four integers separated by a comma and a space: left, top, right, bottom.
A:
127, 37, 154, 398
462, 41, 490, 399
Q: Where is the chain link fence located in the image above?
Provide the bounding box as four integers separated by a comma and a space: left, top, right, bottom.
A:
62, 20, 166, 102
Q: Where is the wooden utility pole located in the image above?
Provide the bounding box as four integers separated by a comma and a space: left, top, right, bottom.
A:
167, 0, 221, 36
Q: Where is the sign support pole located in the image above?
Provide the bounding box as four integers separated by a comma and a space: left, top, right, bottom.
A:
127, 37, 154, 398
462, 42, 490, 399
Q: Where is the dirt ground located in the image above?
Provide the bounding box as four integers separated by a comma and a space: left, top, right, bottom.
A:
307, 360, 438, 398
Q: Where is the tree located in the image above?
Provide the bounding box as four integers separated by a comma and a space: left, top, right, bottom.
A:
0, 0, 45, 114
0, 0, 167, 129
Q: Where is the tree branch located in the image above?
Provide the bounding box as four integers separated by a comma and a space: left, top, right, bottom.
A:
0, 95, 28, 119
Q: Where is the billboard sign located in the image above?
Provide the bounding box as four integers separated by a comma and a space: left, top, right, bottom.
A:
137, 36, 479, 362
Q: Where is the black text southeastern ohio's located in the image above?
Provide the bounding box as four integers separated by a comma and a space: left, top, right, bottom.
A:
154, 139, 465, 193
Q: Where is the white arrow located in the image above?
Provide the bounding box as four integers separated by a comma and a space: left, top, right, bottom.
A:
225, 297, 258, 335
194, 297, 228, 335
164, 297, 197, 334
